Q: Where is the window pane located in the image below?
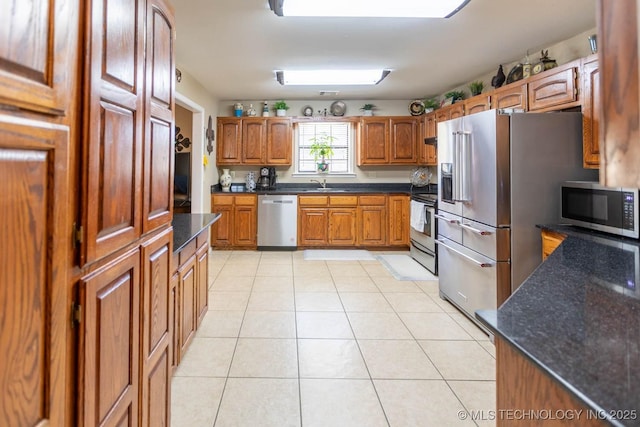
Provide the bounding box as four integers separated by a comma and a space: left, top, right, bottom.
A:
296, 122, 353, 174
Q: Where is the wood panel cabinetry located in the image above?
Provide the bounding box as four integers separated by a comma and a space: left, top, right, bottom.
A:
298, 195, 358, 246
436, 103, 464, 122
491, 82, 528, 110
358, 117, 418, 165
388, 195, 410, 246
464, 95, 491, 115
211, 194, 258, 248
596, 0, 640, 187
419, 112, 438, 165
581, 55, 601, 168
358, 196, 387, 246
541, 229, 566, 260
527, 61, 579, 111
217, 117, 292, 166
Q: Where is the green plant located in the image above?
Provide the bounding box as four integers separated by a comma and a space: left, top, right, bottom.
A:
444, 90, 466, 101
360, 103, 376, 111
309, 133, 335, 162
468, 81, 484, 96
273, 100, 289, 111
423, 97, 440, 110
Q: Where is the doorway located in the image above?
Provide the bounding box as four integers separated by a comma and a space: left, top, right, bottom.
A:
175, 92, 205, 213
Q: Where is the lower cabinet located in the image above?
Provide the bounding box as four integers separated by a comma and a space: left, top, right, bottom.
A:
211, 194, 257, 249
78, 248, 142, 427
297, 194, 408, 248
173, 229, 210, 364
541, 229, 566, 260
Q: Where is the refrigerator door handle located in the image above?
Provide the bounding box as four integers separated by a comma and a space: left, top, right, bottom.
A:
452, 131, 461, 201
434, 213, 460, 224
459, 131, 471, 202
436, 238, 494, 268
460, 222, 492, 235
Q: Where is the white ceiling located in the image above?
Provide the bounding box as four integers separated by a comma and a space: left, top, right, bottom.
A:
173, 0, 596, 102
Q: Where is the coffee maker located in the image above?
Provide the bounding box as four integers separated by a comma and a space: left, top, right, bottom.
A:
258, 167, 277, 190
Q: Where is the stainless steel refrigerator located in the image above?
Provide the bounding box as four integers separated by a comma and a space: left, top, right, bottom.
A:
436, 109, 598, 329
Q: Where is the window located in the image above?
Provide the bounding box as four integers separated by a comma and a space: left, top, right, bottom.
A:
295, 121, 354, 175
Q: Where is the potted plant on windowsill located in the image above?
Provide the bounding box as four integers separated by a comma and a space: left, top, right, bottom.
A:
309, 133, 335, 173
360, 103, 376, 116
273, 100, 289, 117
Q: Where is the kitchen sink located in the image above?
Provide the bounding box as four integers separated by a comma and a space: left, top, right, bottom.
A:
304, 188, 347, 192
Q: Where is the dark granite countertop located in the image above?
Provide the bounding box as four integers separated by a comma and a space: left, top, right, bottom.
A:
172, 213, 221, 253
211, 182, 438, 195
477, 225, 640, 427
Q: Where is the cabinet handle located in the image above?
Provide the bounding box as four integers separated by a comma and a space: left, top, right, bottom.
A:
460, 222, 492, 235
436, 238, 494, 268
434, 214, 460, 225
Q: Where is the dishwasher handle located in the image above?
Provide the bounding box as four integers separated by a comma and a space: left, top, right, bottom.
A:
261, 199, 294, 204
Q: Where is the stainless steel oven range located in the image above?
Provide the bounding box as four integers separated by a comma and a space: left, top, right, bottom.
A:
410, 193, 437, 275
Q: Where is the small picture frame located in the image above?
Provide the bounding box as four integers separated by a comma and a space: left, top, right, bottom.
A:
441, 97, 454, 107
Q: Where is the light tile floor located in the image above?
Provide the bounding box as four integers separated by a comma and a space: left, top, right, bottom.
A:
171, 250, 496, 427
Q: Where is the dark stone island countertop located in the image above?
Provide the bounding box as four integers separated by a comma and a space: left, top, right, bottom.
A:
477, 225, 640, 427
172, 213, 221, 253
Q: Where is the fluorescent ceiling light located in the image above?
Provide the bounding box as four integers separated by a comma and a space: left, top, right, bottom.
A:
275, 70, 391, 85
269, 0, 469, 18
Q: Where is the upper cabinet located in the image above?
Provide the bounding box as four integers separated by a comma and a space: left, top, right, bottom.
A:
491, 82, 528, 110
527, 60, 579, 112
358, 116, 418, 165
216, 117, 292, 166
419, 112, 437, 166
597, 0, 640, 187
581, 55, 601, 169
464, 95, 491, 115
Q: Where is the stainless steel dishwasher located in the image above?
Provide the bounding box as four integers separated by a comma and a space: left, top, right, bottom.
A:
257, 194, 298, 250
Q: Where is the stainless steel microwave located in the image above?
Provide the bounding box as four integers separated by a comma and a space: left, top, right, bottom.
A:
561, 181, 639, 238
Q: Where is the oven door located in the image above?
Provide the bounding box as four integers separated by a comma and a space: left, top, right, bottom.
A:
410, 204, 437, 275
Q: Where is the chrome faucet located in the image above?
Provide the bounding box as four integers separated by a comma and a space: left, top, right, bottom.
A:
311, 178, 327, 188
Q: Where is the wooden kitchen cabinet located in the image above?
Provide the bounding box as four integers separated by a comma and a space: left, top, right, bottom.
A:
541, 229, 566, 260
527, 60, 579, 112
419, 112, 438, 165
358, 116, 419, 165
358, 196, 387, 246
436, 103, 465, 122
196, 234, 210, 327
596, 0, 640, 188
210, 194, 257, 248
298, 195, 357, 246
78, 248, 141, 427
464, 95, 491, 115
217, 117, 292, 165
491, 82, 528, 110
581, 55, 601, 169
178, 250, 197, 360
388, 195, 410, 246
358, 117, 389, 164
298, 208, 330, 246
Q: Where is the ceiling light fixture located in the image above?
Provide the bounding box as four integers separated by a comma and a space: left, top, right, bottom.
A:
275, 69, 391, 86
268, 0, 469, 18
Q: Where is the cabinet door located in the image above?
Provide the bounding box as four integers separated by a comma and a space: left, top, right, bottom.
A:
170, 272, 179, 371
210, 205, 233, 247
178, 254, 197, 360
143, 0, 175, 233
234, 204, 257, 247
78, 248, 141, 427
491, 83, 527, 110
217, 118, 242, 164
358, 118, 389, 165
267, 118, 292, 165
597, 0, 640, 187
435, 108, 451, 123
328, 209, 357, 246
242, 118, 267, 164
359, 206, 387, 246
299, 208, 329, 246
196, 243, 209, 327
582, 56, 601, 169
388, 195, 409, 246
0, 0, 78, 115
140, 228, 172, 427
389, 117, 418, 164
464, 95, 491, 115
0, 118, 69, 427
420, 113, 437, 165
449, 104, 464, 119
82, 0, 145, 264
528, 64, 578, 111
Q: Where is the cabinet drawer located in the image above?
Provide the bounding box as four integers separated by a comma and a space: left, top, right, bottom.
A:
212, 195, 234, 206
235, 194, 256, 205
359, 195, 386, 206
299, 195, 328, 206
329, 195, 358, 206
178, 239, 197, 266
528, 66, 578, 111
196, 230, 209, 248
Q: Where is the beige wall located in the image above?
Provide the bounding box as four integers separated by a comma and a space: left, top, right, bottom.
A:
175, 104, 192, 153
